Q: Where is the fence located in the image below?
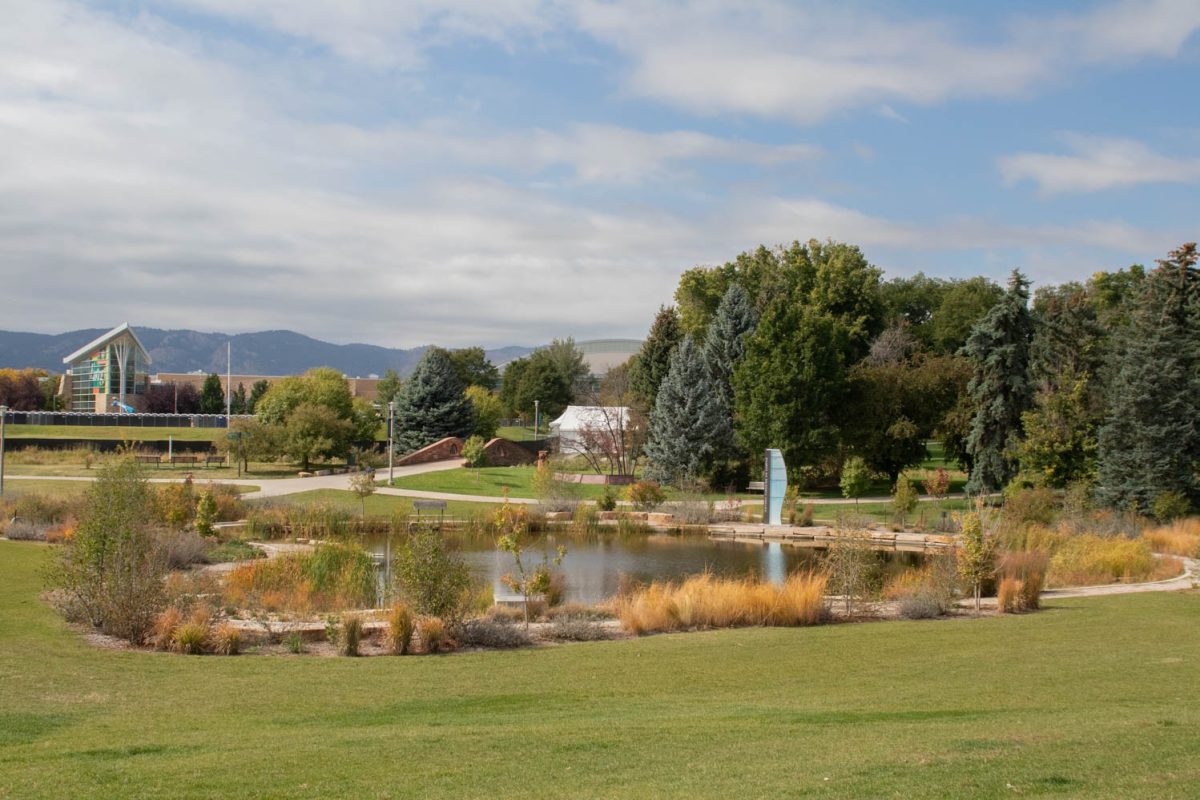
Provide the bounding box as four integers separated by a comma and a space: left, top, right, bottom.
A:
4, 411, 254, 428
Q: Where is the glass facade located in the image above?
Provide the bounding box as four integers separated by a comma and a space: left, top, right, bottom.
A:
67, 334, 149, 412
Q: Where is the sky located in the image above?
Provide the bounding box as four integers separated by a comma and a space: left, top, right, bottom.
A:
1, 0, 1198, 348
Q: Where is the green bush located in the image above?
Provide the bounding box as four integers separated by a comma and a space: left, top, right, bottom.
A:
598, 486, 618, 512
284, 631, 305, 654
172, 620, 210, 655
395, 529, 471, 622
1152, 491, 1191, 523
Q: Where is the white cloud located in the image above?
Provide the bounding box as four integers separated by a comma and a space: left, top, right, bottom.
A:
999, 134, 1200, 194
572, 0, 1200, 124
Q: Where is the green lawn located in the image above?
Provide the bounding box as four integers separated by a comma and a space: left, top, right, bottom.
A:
259, 489, 500, 520
389, 465, 612, 500
2, 541, 1199, 798
7, 424, 228, 442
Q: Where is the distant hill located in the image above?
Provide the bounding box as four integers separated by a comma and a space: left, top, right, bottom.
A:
0, 327, 535, 378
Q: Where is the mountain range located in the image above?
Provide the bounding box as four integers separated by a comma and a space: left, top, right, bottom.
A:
0, 327, 534, 378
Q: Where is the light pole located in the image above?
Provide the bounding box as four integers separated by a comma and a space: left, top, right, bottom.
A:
534, 399, 539, 441
387, 400, 397, 486
0, 405, 8, 497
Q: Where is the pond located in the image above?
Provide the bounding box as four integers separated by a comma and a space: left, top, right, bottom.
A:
364, 531, 930, 605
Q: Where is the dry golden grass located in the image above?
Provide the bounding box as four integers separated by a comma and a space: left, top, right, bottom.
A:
997, 578, 1024, 613
615, 572, 829, 634
1142, 518, 1200, 558
1047, 535, 1157, 587
384, 603, 415, 655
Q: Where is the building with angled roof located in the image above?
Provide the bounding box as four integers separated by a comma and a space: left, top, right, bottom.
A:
61, 323, 152, 412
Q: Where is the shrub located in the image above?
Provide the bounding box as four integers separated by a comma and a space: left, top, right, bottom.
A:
615, 572, 829, 634
385, 603, 415, 655
395, 529, 471, 622
156, 480, 197, 529
891, 475, 918, 524
998, 550, 1048, 611
545, 603, 613, 622
159, 530, 211, 569
172, 611, 211, 655
3, 520, 49, 541
417, 617, 447, 654
1152, 491, 1192, 523
461, 435, 488, 468
1142, 519, 1200, 558
547, 617, 612, 641
205, 538, 264, 563
1047, 535, 1155, 587
598, 486, 618, 512
625, 480, 665, 512
211, 623, 241, 655
531, 460, 583, 512
997, 578, 1025, 614
194, 491, 217, 537
1002, 486, 1058, 527
668, 498, 713, 525
459, 618, 532, 649
284, 631, 305, 654
224, 543, 376, 613
151, 607, 184, 650
897, 593, 944, 620
8, 492, 80, 525
797, 503, 814, 527
339, 614, 364, 656
51, 460, 168, 643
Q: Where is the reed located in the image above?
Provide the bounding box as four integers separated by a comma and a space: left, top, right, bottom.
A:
615, 572, 829, 634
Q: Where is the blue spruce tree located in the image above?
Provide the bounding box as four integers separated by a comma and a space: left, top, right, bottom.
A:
644, 336, 729, 485
394, 349, 476, 454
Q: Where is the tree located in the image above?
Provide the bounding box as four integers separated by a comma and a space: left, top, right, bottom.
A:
0, 369, 46, 410
892, 474, 918, 526
734, 307, 850, 478
1017, 375, 1098, 488
572, 365, 645, 477
256, 367, 353, 425
631, 306, 683, 409
465, 386, 503, 439
348, 471, 376, 518
929, 277, 1004, 354
962, 270, 1033, 493
229, 383, 248, 415
702, 283, 758, 458
199, 373, 225, 414
194, 491, 217, 537
643, 336, 728, 485
247, 379, 271, 414
512, 353, 573, 422
824, 520, 876, 617
839, 457, 871, 508
395, 529, 472, 624
283, 403, 351, 470
540, 338, 589, 398
392, 348, 475, 453
499, 357, 530, 418
442, 347, 500, 391
1097, 243, 1199, 513
957, 509, 996, 612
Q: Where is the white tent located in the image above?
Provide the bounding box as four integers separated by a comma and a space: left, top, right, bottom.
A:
548, 405, 629, 454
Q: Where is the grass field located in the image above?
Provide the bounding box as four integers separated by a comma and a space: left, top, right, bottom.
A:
259, 489, 500, 520
6, 424, 228, 442
2, 541, 1198, 798
389, 465, 612, 500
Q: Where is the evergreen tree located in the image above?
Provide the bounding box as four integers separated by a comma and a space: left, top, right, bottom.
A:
1097, 243, 1199, 513
199, 373, 225, 414
643, 336, 728, 485
702, 283, 758, 415
247, 379, 271, 414
393, 349, 476, 453
962, 270, 1033, 493
631, 306, 682, 409
229, 383, 248, 415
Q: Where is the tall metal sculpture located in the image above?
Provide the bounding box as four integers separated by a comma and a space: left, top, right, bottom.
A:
763, 448, 787, 526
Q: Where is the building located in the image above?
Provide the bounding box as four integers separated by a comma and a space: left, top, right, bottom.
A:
153, 372, 380, 402
61, 323, 152, 412
575, 339, 642, 377
549, 405, 630, 454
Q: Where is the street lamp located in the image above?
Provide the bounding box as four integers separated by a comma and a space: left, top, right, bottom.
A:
0, 405, 8, 497
534, 399, 540, 441
387, 400, 397, 485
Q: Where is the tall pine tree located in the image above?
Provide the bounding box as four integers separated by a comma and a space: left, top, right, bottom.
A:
643, 336, 728, 485
1097, 243, 1199, 513
631, 306, 683, 410
703, 283, 758, 413
393, 349, 475, 453
962, 270, 1033, 493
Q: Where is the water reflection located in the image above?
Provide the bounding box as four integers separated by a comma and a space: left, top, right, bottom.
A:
365, 531, 927, 605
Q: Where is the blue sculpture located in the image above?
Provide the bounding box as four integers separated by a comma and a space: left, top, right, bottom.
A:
763, 449, 787, 526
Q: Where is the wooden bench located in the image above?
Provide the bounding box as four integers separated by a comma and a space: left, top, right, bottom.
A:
747, 481, 765, 493
135, 454, 161, 467
170, 454, 199, 466
410, 500, 449, 530
204, 454, 226, 468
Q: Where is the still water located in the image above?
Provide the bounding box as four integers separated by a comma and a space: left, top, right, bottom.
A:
365, 532, 928, 605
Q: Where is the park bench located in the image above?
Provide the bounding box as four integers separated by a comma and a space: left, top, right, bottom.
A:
204, 454, 226, 468
135, 454, 161, 467
747, 481, 765, 493
170, 454, 199, 466
409, 500, 449, 530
